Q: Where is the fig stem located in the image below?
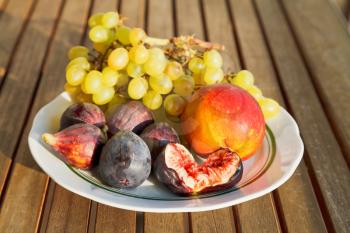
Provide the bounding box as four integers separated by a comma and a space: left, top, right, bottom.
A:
144, 36, 169, 46
42, 133, 56, 145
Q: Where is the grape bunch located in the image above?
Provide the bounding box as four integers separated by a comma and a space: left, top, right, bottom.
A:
64, 11, 280, 120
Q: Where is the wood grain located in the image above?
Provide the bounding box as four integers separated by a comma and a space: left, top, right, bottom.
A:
0, 0, 34, 85
191, 209, 236, 233
144, 213, 188, 233
230, 0, 327, 232
257, 0, 350, 232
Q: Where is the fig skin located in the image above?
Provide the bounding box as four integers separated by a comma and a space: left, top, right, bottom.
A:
60, 103, 106, 130
140, 122, 180, 164
107, 101, 154, 135
154, 143, 243, 195
98, 131, 151, 188
42, 123, 107, 169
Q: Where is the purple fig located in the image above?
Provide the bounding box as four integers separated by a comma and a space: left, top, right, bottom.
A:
42, 123, 107, 169
60, 103, 106, 129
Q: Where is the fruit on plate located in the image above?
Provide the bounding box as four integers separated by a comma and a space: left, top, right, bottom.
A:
98, 131, 151, 188
140, 122, 180, 164
181, 83, 265, 160
154, 143, 243, 195
60, 103, 106, 129
107, 101, 154, 135
42, 124, 107, 169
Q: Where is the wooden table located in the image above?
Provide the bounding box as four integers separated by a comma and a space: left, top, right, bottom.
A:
0, 0, 349, 232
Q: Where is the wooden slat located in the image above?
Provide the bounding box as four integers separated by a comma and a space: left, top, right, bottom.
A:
329, 0, 349, 15
256, 0, 350, 232
201, 0, 282, 232
0, 0, 65, 232
284, 0, 350, 166
175, 0, 204, 38
191, 209, 235, 233
121, 0, 146, 28
142, 1, 188, 233
229, 1, 328, 232
0, 0, 34, 86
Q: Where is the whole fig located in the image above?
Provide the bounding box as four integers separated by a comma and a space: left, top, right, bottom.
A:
154, 143, 243, 195
98, 131, 151, 188
60, 103, 106, 129
42, 123, 107, 169
107, 101, 154, 135
140, 122, 180, 164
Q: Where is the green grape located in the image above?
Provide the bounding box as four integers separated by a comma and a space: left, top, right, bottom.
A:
93, 86, 115, 105
142, 90, 163, 110
108, 95, 127, 109
128, 77, 148, 99
116, 26, 130, 45
164, 61, 184, 81
127, 62, 144, 78
149, 47, 166, 60
247, 85, 263, 100
66, 66, 86, 86
188, 57, 205, 74
64, 83, 81, 96
93, 42, 108, 53
89, 25, 110, 43
101, 12, 119, 29
143, 58, 166, 76
129, 45, 149, 64
193, 73, 204, 85
83, 70, 103, 94
164, 94, 186, 116
108, 48, 129, 70
149, 75, 173, 94
258, 97, 280, 120
203, 68, 224, 85
68, 46, 88, 60
66, 57, 91, 71
102, 67, 119, 87
203, 50, 223, 68
230, 70, 254, 90
88, 13, 103, 28
115, 71, 129, 87
129, 27, 146, 46
174, 75, 195, 97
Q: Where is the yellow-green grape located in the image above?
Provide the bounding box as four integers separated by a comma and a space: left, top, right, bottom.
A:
108, 48, 129, 70
143, 59, 166, 76
128, 77, 148, 99
203, 50, 223, 68
174, 75, 195, 97
193, 73, 204, 85
164, 94, 186, 116
83, 70, 103, 94
142, 90, 163, 110
89, 25, 110, 43
64, 83, 81, 96
230, 70, 254, 90
66, 57, 91, 71
116, 26, 130, 45
101, 12, 119, 29
127, 62, 144, 78
129, 27, 146, 46
258, 97, 280, 120
129, 45, 149, 64
66, 66, 87, 86
149, 75, 173, 94
93, 86, 115, 105
164, 61, 184, 81
76, 92, 92, 103
203, 68, 224, 85
247, 85, 263, 100
108, 95, 127, 109
115, 71, 129, 87
88, 13, 103, 28
102, 67, 119, 87
149, 47, 166, 60
68, 46, 88, 60
188, 57, 205, 74
93, 42, 108, 53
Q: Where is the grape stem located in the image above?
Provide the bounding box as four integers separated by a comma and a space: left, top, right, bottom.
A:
144, 37, 169, 46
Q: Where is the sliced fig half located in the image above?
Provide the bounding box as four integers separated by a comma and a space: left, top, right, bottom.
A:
154, 143, 243, 195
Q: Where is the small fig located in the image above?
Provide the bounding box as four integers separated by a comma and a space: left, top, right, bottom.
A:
42, 123, 107, 169
140, 122, 180, 163
60, 103, 106, 129
154, 143, 243, 195
98, 131, 151, 188
107, 101, 154, 135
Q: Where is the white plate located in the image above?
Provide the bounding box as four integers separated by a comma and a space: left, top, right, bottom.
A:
28, 92, 303, 212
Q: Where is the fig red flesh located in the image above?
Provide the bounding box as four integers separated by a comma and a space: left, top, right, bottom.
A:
154, 143, 243, 195
42, 123, 107, 169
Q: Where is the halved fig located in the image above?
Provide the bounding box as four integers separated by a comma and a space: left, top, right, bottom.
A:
154, 143, 243, 195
